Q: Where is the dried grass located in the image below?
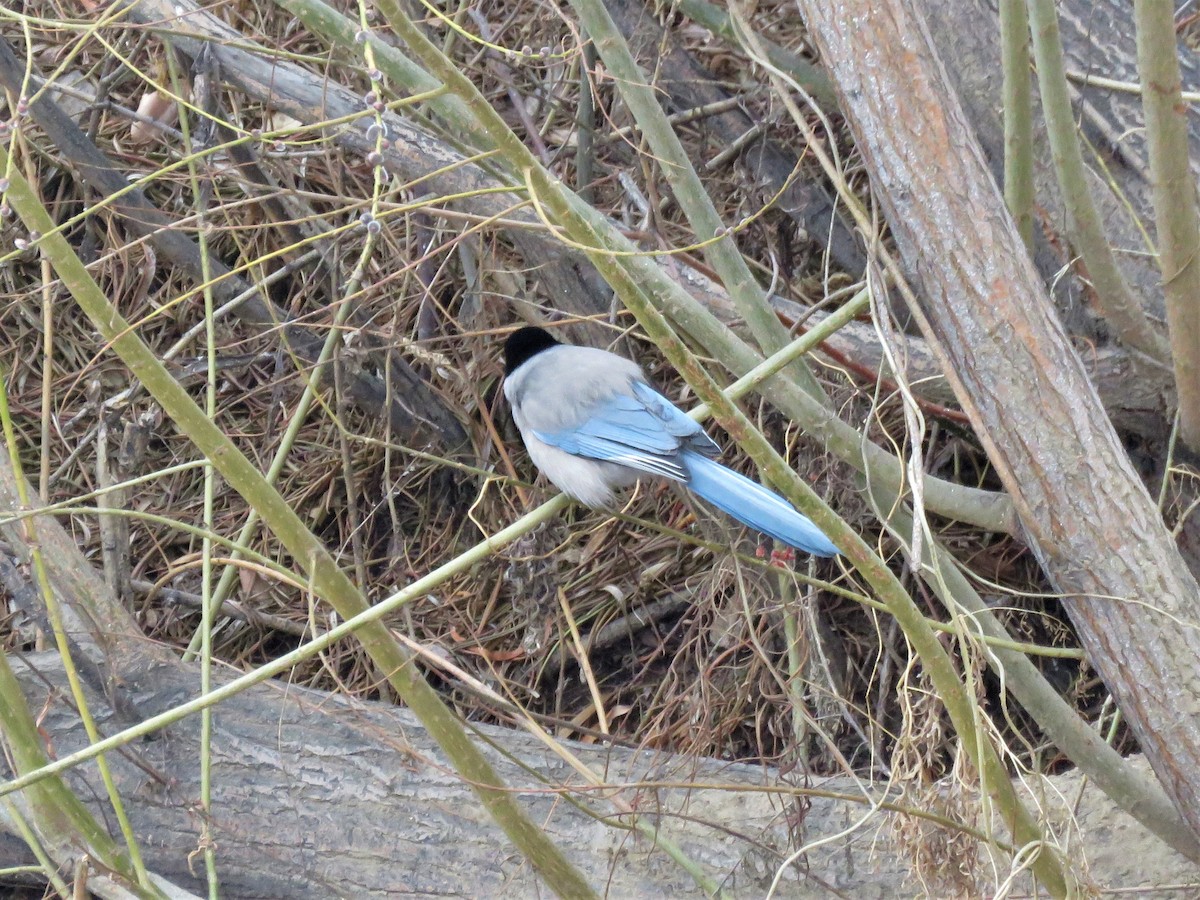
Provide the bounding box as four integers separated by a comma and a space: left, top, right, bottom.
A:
0, 0, 1109, 891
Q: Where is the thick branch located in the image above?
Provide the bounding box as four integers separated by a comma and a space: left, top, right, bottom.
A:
798, 0, 1200, 837
1, 652, 1195, 897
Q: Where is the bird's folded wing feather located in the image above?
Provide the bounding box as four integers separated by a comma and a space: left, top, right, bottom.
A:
630, 382, 719, 456
534, 381, 718, 481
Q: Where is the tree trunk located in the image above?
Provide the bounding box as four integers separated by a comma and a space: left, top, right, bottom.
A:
1, 651, 1195, 898
797, 0, 1200, 837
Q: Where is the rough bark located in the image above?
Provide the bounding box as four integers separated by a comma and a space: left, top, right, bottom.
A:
797, 0, 1200, 837
918, 0, 1200, 436
1, 651, 1196, 898
6, 2, 1200, 890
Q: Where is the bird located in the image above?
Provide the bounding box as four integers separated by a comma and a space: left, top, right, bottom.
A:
502, 326, 840, 557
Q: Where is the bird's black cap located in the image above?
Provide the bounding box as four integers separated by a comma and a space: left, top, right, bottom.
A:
504, 326, 560, 374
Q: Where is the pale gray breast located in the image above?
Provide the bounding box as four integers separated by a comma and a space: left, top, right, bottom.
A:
504, 345, 646, 434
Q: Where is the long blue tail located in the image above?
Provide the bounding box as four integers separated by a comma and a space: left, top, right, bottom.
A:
682, 452, 839, 556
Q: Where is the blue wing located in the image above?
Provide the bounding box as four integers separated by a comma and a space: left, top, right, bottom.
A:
629, 382, 718, 455
532, 380, 840, 556
534, 381, 717, 481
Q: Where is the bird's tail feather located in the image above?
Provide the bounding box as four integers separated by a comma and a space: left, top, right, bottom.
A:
682, 452, 839, 556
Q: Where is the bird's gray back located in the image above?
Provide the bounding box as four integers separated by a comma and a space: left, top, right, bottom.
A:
505, 345, 645, 433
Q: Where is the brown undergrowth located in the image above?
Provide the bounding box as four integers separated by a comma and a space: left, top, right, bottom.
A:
0, 0, 1115, 892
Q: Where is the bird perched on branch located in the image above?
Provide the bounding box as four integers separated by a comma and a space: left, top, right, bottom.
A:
503, 326, 839, 557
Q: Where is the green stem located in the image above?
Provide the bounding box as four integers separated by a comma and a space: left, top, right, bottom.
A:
567, 0, 810, 376
1133, 0, 1200, 449
0, 495, 566, 795
1000, 0, 1035, 249
1, 799, 72, 897
0, 650, 151, 894
674, 0, 838, 109
866, 479, 1200, 860
0, 372, 154, 893
1025, 0, 1170, 363
168, 47, 221, 898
